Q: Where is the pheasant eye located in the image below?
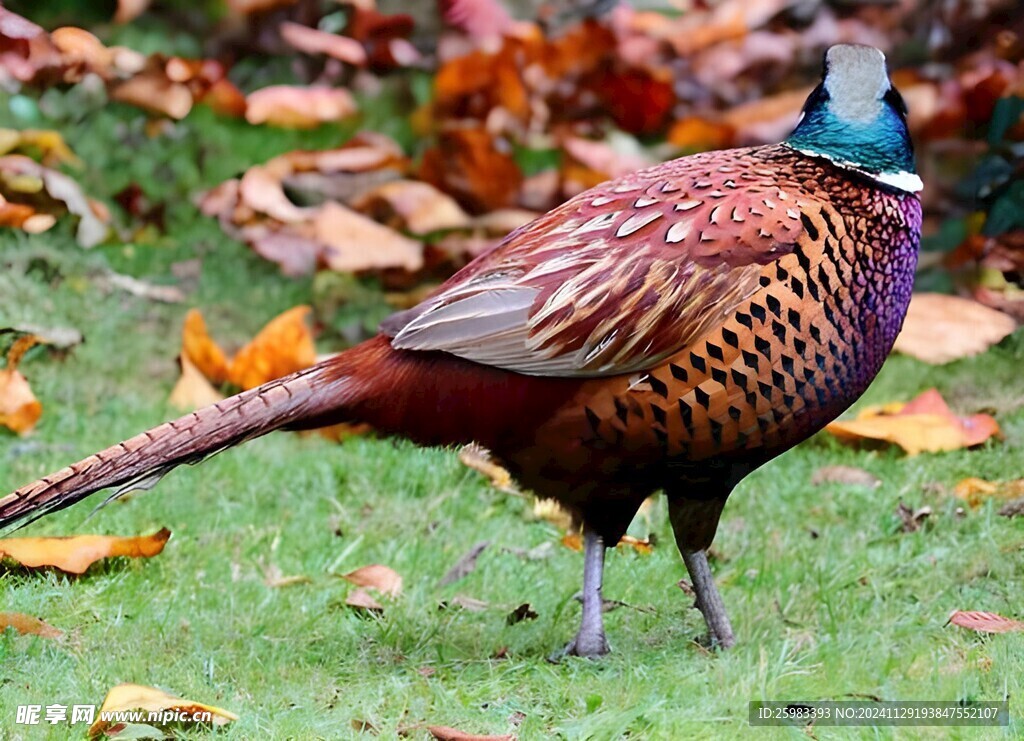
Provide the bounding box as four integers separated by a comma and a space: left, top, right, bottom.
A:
884, 87, 908, 116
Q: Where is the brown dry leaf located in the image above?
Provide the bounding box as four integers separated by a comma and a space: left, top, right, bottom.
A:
315, 202, 424, 274
560, 531, 583, 551
506, 603, 537, 625
345, 587, 384, 612
894, 293, 1016, 364
261, 563, 311, 588
114, 0, 151, 24
953, 478, 1024, 508
896, 501, 932, 533
0, 334, 42, 435
428, 726, 514, 741
228, 306, 317, 390
667, 116, 735, 151
617, 535, 653, 555
0, 155, 108, 246
279, 21, 367, 66
181, 309, 231, 385
111, 71, 193, 119
0, 612, 62, 638
826, 388, 1000, 455
948, 610, 1024, 634
342, 564, 402, 597
88, 683, 237, 738
168, 354, 224, 411
352, 179, 470, 234
438, 540, 490, 587
810, 465, 881, 488
245, 86, 358, 129
0, 528, 170, 574
419, 128, 523, 213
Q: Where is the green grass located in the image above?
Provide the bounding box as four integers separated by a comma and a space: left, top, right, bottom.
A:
2, 97, 1024, 741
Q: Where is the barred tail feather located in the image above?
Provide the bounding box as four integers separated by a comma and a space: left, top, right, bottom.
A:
0, 362, 351, 531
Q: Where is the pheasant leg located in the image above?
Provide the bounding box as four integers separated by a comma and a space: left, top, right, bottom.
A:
562, 528, 610, 657
682, 549, 735, 649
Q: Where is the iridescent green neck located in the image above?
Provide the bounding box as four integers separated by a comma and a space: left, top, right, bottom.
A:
785, 87, 919, 192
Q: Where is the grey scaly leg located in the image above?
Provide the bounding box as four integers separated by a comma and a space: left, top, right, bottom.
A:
562, 528, 610, 657
682, 549, 735, 649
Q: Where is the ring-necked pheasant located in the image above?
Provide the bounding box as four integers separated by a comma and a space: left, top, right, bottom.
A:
1, 45, 921, 657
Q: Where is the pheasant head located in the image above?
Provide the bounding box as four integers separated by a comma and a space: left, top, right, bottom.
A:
785, 44, 920, 193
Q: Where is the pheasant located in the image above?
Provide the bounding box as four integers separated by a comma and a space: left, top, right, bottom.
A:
1, 45, 921, 657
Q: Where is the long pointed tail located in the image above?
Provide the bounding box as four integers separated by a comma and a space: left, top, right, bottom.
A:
0, 360, 353, 531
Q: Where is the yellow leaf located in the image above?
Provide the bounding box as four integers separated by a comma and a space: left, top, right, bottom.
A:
228, 306, 316, 390
953, 478, 1024, 508
894, 293, 1016, 364
168, 353, 224, 411
826, 389, 1000, 455
0, 528, 171, 574
0, 335, 43, 435
89, 683, 237, 737
0, 612, 62, 638
181, 309, 231, 385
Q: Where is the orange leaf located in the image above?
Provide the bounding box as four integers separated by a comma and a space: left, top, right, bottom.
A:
894, 293, 1016, 364
345, 587, 384, 612
341, 564, 402, 597
181, 309, 231, 385
428, 726, 514, 741
245, 85, 358, 129
0, 611, 62, 638
313, 202, 424, 274
948, 610, 1024, 634
418, 128, 523, 214
0, 528, 171, 574
953, 478, 1024, 508
826, 388, 999, 455
89, 683, 237, 737
228, 306, 316, 390
0, 335, 42, 435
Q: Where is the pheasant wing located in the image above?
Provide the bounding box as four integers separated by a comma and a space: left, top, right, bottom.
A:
385, 148, 821, 377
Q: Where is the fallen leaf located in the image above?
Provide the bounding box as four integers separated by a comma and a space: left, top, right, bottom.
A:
0, 155, 108, 246
245, 86, 358, 129
810, 465, 881, 488
894, 293, 1016, 364
351, 718, 379, 734
826, 388, 1000, 455
0, 528, 170, 574
443, 594, 489, 611
351, 179, 470, 234
560, 532, 582, 551
896, 501, 932, 533
168, 354, 224, 411
261, 563, 311, 588
180, 309, 231, 386
114, 0, 151, 24
341, 564, 402, 597
617, 535, 653, 555
999, 498, 1024, 518
315, 202, 424, 274
953, 478, 1024, 508
345, 587, 384, 612
228, 306, 317, 390
88, 683, 237, 738
419, 128, 523, 214
428, 726, 514, 741
438, 540, 490, 587
279, 21, 367, 66
0, 334, 42, 435
948, 610, 1024, 634
0, 612, 62, 638
506, 603, 537, 625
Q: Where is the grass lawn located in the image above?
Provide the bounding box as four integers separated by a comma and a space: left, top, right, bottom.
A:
2, 100, 1024, 740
